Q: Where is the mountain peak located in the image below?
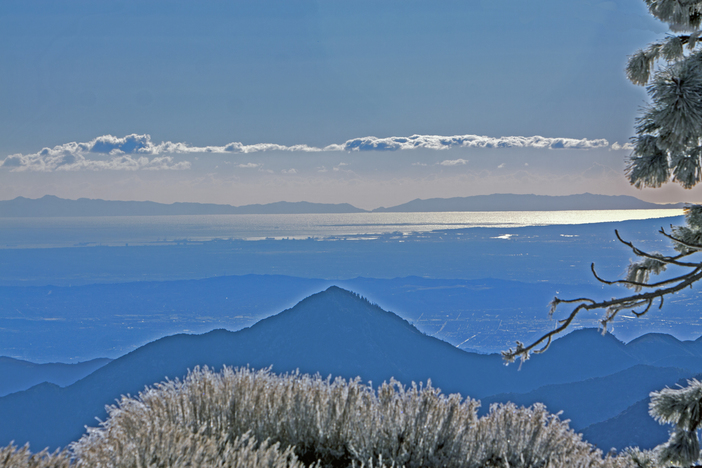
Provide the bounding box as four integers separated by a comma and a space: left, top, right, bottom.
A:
302, 285, 375, 307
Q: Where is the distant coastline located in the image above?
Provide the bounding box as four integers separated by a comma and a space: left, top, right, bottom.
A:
0, 193, 685, 217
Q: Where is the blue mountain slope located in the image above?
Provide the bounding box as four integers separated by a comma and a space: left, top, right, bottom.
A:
479, 365, 691, 431
580, 373, 702, 451
625, 333, 701, 363
0, 287, 651, 451
0, 357, 112, 397
581, 399, 671, 452
0, 274, 611, 362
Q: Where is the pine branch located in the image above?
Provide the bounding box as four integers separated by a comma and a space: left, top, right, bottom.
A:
659, 227, 702, 252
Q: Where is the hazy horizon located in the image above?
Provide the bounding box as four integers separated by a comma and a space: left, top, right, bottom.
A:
3, 1, 702, 208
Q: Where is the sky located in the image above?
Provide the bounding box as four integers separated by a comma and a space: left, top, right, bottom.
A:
1, 0, 700, 209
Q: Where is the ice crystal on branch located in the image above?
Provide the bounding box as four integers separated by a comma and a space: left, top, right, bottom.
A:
625, 256, 667, 291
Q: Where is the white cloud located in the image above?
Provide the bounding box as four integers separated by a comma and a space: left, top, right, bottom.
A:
0, 151, 189, 172
438, 159, 469, 166
237, 163, 261, 168
0, 132, 615, 172
498, 163, 505, 169
336, 134, 610, 151
282, 168, 297, 174
611, 141, 635, 151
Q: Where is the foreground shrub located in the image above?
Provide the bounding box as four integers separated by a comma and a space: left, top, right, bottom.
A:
0, 444, 71, 468
3, 367, 640, 467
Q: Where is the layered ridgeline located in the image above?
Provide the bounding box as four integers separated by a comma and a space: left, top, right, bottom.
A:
0, 275, 620, 362
0, 357, 112, 397
1, 286, 701, 453
0, 193, 682, 216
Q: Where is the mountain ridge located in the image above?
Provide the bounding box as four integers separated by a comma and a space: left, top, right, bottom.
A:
372, 193, 684, 212
0, 286, 664, 451
0, 193, 683, 217
0, 195, 365, 216
0, 357, 112, 397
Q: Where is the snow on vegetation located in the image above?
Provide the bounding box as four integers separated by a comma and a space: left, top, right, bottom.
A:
1, 367, 644, 468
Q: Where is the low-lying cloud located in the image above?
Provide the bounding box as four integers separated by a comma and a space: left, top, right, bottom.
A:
438, 159, 469, 166
1, 133, 613, 172
336, 134, 609, 151
1, 152, 190, 172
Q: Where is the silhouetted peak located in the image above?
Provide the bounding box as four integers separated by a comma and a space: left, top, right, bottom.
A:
300, 285, 378, 309
248, 286, 419, 346
543, 328, 628, 358
627, 333, 683, 347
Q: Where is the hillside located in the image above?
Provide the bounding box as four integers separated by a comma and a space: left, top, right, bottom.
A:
479, 365, 691, 431
0, 274, 615, 362
0, 357, 111, 397
0, 286, 669, 451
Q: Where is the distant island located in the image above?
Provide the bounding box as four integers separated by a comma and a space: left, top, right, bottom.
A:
372, 193, 684, 212
0, 193, 684, 217
0, 195, 365, 217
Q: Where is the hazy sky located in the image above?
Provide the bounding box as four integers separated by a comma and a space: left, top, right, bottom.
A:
2, 0, 700, 208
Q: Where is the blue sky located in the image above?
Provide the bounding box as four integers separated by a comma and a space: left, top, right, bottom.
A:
2, 0, 699, 208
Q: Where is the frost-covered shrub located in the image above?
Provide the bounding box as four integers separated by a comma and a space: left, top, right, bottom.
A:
74, 429, 304, 468
0, 444, 71, 468
620, 447, 660, 468
2, 367, 642, 468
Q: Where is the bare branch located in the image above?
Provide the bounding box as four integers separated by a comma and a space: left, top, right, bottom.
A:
553, 297, 597, 305
591, 262, 702, 289
632, 299, 654, 317
503, 258, 702, 363
615, 230, 700, 267
503, 303, 590, 362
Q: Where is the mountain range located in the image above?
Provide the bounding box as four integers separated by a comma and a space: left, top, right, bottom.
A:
0, 357, 111, 397
372, 193, 684, 212
1, 286, 700, 453
0, 193, 683, 217
0, 274, 619, 362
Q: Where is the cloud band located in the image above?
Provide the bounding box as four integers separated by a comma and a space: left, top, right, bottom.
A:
1, 133, 612, 172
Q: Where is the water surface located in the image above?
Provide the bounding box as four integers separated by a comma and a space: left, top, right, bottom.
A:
0, 209, 683, 248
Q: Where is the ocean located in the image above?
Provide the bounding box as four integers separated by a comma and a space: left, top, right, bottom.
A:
0, 209, 685, 248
